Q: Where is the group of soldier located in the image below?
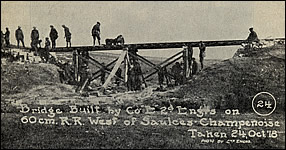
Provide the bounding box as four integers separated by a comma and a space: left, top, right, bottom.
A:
98, 58, 144, 92
1, 25, 73, 50
1, 22, 103, 50
1, 27, 11, 48
1, 24, 259, 93
157, 50, 202, 91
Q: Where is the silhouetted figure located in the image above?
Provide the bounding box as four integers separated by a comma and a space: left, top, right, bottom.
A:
49, 25, 58, 48
133, 62, 142, 90
1, 31, 4, 48
127, 64, 136, 91
158, 67, 165, 90
92, 22, 101, 46
191, 58, 199, 75
62, 25, 72, 47
15, 26, 25, 48
31, 27, 40, 53
171, 62, 183, 86
246, 27, 260, 49
100, 62, 106, 85
247, 27, 259, 43
4, 27, 10, 47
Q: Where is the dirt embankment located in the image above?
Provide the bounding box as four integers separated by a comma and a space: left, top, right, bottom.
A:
1, 63, 62, 95
172, 45, 285, 112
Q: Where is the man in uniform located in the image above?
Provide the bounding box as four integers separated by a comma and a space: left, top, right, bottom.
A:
76, 63, 90, 93
31, 27, 40, 53
1, 31, 4, 48
115, 67, 122, 86
171, 62, 183, 86
127, 64, 135, 91
4, 27, 10, 47
191, 58, 199, 76
158, 66, 165, 90
15, 26, 25, 48
42, 37, 51, 62
133, 61, 143, 90
92, 22, 101, 46
100, 62, 106, 85
199, 41, 206, 70
246, 27, 259, 48
49, 25, 58, 48
62, 25, 72, 47
116, 35, 125, 45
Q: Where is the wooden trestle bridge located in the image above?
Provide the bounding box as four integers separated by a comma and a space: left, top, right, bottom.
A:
39, 38, 285, 91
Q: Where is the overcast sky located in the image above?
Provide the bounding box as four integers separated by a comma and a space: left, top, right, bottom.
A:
1, 1, 285, 59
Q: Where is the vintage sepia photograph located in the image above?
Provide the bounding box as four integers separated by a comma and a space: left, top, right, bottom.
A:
1, 1, 285, 149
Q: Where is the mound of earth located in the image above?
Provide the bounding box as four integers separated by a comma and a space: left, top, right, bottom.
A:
1, 63, 62, 96
172, 45, 285, 112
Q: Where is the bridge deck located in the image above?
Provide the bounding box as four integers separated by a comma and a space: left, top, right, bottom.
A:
48, 39, 247, 52
3, 38, 284, 52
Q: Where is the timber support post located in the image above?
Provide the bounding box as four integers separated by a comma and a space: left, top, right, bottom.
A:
124, 47, 129, 85
182, 46, 189, 83
187, 45, 193, 77
72, 49, 79, 82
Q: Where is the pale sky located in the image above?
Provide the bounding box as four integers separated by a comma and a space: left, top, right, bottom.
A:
1, 1, 285, 59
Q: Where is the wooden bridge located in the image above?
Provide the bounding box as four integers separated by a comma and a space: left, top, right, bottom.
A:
9, 38, 284, 92
49, 39, 247, 52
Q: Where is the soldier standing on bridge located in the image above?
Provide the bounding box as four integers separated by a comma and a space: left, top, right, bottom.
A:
92, 22, 101, 46
62, 25, 72, 47
1, 31, 4, 48
49, 25, 58, 48
4, 27, 10, 47
31, 27, 40, 53
15, 26, 25, 48
199, 41, 206, 70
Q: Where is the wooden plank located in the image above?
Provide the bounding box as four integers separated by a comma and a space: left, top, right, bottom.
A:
143, 50, 183, 74
136, 54, 156, 66
77, 54, 124, 82
182, 46, 189, 83
89, 58, 118, 81
128, 52, 155, 67
102, 50, 127, 89
10, 38, 285, 52
124, 53, 129, 83
144, 55, 183, 80
47, 39, 251, 52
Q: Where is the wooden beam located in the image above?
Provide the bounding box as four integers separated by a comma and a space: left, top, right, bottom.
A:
144, 55, 183, 80
184, 46, 191, 81
102, 49, 127, 89
143, 50, 183, 74
72, 50, 79, 82
136, 54, 156, 66
77, 54, 124, 82
128, 52, 155, 68
90, 58, 119, 81
46, 39, 264, 52
88, 55, 105, 68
